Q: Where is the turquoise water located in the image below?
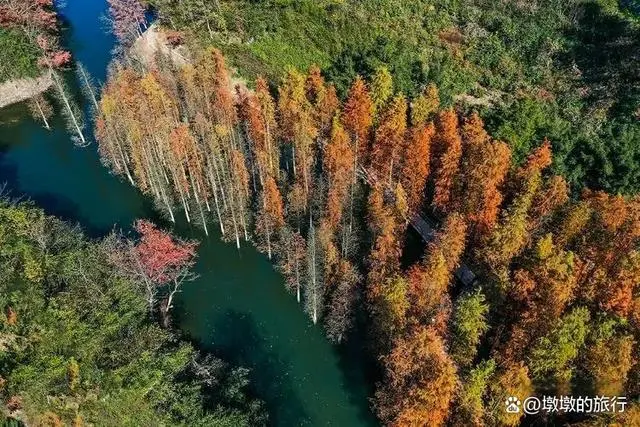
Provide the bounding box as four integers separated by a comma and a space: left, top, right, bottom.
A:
0, 1, 376, 425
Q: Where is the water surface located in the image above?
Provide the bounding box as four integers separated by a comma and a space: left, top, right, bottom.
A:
0, 1, 376, 425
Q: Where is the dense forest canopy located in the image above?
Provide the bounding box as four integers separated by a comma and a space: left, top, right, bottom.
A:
0, 201, 265, 426
148, 0, 640, 195
95, 44, 640, 425
1, 0, 638, 425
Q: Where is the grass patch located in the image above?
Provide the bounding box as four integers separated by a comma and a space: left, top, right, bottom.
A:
0, 28, 40, 81
152, 0, 640, 195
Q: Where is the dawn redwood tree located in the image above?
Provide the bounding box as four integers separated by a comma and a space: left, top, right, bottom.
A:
324, 258, 360, 343
449, 290, 490, 369
527, 307, 590, 391
239, 87, 270, 187
519, 138, 553, 178
400, 122, 434, 212
407, 213, 467, 318
501, 234, 577, 363
555, 201, 592, 248
278, 69, 318, 208
583, 321, 634, 396
573, 190, 640, 317
481, 173, 541, 270
342, 76, 374, 152
278, 227, 307, 303
458, 113, 512, 242
485, 362, 533, 426
323, 117, 355, 252
450, 359, 496, 426
180, 64, 208, 124
30, 35, 86, 145
371, 95, 407, 187
481, 141, 553, 269
376, 325, 458, 426
306, 214, 323, 324
255, 77, 279, 178
319, 216, 340, 273
27, 94, 52, 130
366, 185, 403, 289
51, 70, 87, 146
96, 71, 136, 185
366, 184, 406, 344
432, 109, 463, 214
342, 76, 373, 235
370, 66, 393, 114
168, 124, 196, 224
305, 65, 339, 136
529, 174, 569, 232
255, 175, 285, 259
410, 83, 439, 125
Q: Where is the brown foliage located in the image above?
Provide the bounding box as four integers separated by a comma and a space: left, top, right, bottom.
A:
519, 139, 552, 178
371, 95, 407, 186
408, 213, 467, 317
342, 76, 374, 152
376, 326, 457, 427
5, 306, 17, 326
210, 49, 238, 127
432, 109, 463, 214
401, 123, 434, 212
324, 118, 354, 228
458, 113, 512, 241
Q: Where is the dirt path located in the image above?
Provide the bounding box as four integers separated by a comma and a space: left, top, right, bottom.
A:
132, 24, 250, 93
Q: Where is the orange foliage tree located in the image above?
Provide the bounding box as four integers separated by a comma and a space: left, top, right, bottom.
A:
255, 176, 285, 259
97, 51, 640, 427
375, 325, 458, 426
370, 95, 407, 186
401, 122, 434, 213
432, 109, 463, 214
407, 213, 467, 318
458, 113, 512, 242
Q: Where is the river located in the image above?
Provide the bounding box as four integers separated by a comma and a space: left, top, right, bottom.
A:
0, 1, 377, 425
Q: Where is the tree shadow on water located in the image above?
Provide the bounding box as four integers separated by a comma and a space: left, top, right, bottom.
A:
204, 310, 310, 426
334, 318, 380, 426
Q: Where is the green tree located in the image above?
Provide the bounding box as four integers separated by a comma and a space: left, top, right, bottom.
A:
450, 290, 490, 368
528, 307, 590, 388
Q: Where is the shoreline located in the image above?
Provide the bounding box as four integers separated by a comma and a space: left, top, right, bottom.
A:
0, 72, 53, 109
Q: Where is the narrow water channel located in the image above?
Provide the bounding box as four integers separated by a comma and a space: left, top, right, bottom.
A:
0, 1, 377, 425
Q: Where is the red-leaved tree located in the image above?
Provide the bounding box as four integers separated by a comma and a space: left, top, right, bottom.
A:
110, 220, 198, 327
107, 0, 146, 43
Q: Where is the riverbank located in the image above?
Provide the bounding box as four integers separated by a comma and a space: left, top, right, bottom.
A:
131, 23, 189, 67
0, 1, 379, 425
0, 72, 52, 109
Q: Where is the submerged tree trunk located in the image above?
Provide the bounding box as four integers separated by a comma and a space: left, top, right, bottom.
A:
309, 214, 318, 324
51, 71, 86, 146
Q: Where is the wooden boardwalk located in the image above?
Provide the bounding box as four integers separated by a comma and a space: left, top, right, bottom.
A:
410, 213, 477, 286
358, 166, 477, 287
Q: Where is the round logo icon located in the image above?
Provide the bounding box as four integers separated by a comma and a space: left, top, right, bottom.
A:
506, 396, 521, 413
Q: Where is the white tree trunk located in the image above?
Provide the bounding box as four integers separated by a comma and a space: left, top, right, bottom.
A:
52, 71, 86, 145
34, 98, 50, 130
